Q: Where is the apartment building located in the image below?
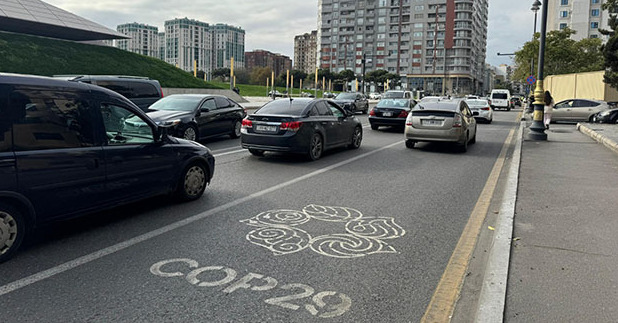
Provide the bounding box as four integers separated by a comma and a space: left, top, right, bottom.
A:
116, 23, 160, 58
245, 50, 293, 77
547, 0, 609, 41
212, 24, 246, 70
294, 30, 318, 74
317, 0, 489, 95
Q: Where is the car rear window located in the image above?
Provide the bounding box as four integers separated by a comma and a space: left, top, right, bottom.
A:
377, 99, 409, 108
382, 91, 404, 99
466, 100, 488, 107
256, 99, 309, 115
492, 93, 508, 100
131, 82, 160, 98
412, 111, 456, 118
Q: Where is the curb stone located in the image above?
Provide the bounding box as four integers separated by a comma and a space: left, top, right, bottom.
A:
577, 123, 618, 155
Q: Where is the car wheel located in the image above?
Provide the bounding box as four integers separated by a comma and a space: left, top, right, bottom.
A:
405, 140, 416, 149
350, 104, 357, 113
487, 118, 492, 124
307, 133, 324, 161
507, 107, 511, 111
0, 203, 26, 263
230, 120, 242, 138
458, 134, 469, 153
248, 148, 265, 156
182, 125, 198, 141
175, 162, 208, 201
470, 127, 477, 144
588, 115, 596, 123
348, 126, 362, 149
371, 124, 379, 130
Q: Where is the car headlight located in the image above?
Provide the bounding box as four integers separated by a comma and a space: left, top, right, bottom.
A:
161, 119, 182, 126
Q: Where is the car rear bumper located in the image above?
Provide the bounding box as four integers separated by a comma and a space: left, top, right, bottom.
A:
240, 132, 309, 153
404, 126, 465, 144
369, 117, 406, 127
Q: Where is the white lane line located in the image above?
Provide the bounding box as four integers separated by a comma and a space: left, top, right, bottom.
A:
212, 146, 243, 154
474, 121, 524, 322
0, 141, 402, 297
214, 149, 246, 157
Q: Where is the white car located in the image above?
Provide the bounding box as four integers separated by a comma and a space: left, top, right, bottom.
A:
465, 99, 493, 123
369, 92, 382, 100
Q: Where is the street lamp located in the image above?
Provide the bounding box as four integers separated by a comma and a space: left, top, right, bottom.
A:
528, 0, 548, 140
528, 0, 542, 102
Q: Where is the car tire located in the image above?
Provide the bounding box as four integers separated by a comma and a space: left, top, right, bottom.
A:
458, 134, 469, 153
230, 120, 242, 138
470, 127, 477, 144
487, 118, 492, 124
348, 126, 362, 149
351, 104, 357, 113
405, 140, 416, 149
0, 203, 27, 264
371, 124, 379, 130
248, 148, 265, 156
307, 133, 324, 161
175, 162, 208, 201
588, 115, 595, 123
182, 125, 199, 141
507, 107, 511, 111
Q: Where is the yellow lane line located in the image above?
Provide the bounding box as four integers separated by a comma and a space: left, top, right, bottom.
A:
420, 113, 521, 323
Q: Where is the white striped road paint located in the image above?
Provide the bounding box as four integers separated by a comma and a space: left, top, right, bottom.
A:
474, 121, 524, 322
214, 149, 246, 157
0, 140, 402, 297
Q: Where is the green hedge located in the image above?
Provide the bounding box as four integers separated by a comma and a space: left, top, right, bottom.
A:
0, 32, 221, 89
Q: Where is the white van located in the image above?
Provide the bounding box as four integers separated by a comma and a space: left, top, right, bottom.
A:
490, 89, 511, 111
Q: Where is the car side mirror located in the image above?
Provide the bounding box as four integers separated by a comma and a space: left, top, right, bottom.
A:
155, 125, 170, 142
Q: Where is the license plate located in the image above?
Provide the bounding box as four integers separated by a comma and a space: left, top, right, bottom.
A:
256, 125, 278, 132
382, 112, 393, 117
422, 119, 442, 126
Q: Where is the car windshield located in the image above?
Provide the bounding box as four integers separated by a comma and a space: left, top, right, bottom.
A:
492, 93, 508, 100
382, 91, 404, 99
148, 96, 202, 111
377, 99, 409, 108
335, 93, 356, 100
256, 99, 309, 116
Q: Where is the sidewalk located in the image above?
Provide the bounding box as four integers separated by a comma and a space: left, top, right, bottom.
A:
505, 122, 618, 321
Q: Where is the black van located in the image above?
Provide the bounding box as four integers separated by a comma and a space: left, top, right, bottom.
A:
0, 74, 215, 263
55, 75, 163, 111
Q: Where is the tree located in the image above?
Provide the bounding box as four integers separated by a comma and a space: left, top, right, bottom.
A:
290, 69, 307, 87
512, 28, 603, 82
212, 68, 231, 81
249, 67, 273, 85
601, 0, 618, 89
234, 68, 250, 85
338, 69, 356, 83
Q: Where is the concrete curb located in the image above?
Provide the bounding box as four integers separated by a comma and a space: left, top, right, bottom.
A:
474, 121, 524, 322
577, 123, 618, 155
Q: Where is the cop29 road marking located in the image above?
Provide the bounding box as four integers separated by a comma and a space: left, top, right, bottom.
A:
150, 258, 352, 318
0, 141, 402, 297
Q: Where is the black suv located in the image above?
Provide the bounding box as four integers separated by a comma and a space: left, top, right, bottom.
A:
0, 73, 215, 263
56, 75, 163, 111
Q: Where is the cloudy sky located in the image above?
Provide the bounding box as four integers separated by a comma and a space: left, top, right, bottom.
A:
45, 0, 537, 67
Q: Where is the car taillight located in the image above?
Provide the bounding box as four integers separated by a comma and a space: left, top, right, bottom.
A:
369, 109, 376, 116
398, 110, 409, 118
481, 107, 490, 111
241, 118, 253, 128
453, 114, 463, 128
280, 121, 302, 131
160, 88, 164, 98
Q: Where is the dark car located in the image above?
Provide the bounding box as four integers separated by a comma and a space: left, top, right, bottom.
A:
240, 98, 363, 160
0, 73, 215, 263
368, 98, 417, 130
55, 75, 164, 112
145, 94, 247, 141
332, 92, 369, 114
510, 96, 522, 107
592, 108, 618, 124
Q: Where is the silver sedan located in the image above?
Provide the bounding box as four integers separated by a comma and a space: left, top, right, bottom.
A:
404, 99, 477, 152
551, 99, 611, 122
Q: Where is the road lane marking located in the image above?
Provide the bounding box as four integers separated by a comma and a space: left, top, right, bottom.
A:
0, 141, 402, 297
214, 149, 246, 157
420, 119, 519, 323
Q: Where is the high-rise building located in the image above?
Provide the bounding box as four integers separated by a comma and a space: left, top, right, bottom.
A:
212, 24, 246, 70
317, 0, 489, 95
116, 23, 159, 58
245, 50, 292, 77
547, 0, 608, 41
157, 32, 166, 61
163, 18, 213, 75
294, 30, 318, 74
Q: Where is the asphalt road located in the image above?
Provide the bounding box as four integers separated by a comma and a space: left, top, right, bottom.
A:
0, 109, 520, 323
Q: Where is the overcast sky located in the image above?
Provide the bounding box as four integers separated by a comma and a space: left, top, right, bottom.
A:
45, 0, 537, 67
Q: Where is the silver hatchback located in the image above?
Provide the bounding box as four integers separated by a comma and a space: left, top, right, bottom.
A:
404, 99, 477, 152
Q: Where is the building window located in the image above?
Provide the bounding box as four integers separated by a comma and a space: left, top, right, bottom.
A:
592, 0, 599, 3
591, 9, 600, 16
591, 22, 599, 29
561, 0, 568, 5
590, 34, 599, 38
560, 11, 569, 18
559, 23, 568, 29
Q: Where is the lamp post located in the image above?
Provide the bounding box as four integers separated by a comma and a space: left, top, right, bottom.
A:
528, 1, 542, 99
528, 0, 548, 140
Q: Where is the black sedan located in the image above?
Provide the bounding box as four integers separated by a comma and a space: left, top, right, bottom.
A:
240, 98, 363, 160
146, 94, 246, 141
592, 108, 618, 124
368, 98, 416, 130
332, 92, 369, 114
